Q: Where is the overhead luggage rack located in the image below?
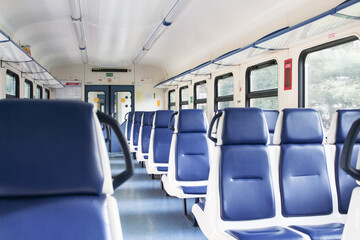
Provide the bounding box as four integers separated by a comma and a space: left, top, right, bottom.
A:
155, 0, 360, 89
0, 30, 63, 89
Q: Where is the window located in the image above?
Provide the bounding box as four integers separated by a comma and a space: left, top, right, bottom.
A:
299, 36, 360, 130
215, 73, 233, 111
179, 86, 189, 109
194, 80, 207, 112
24, 79, 33, 99
44, 89, 50, 99
168, 90, 176, 110
246, 60, 278, 110
6, 70, 19, 99
36, 85, 43, 99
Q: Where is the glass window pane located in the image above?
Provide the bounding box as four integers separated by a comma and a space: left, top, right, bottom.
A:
24, 81, 32, 99
218, 101, 233, 110
114, 91, 132, 123
181, 104, 189, 109
88, 91, 106, 112
169, 90, 175, 103
250, 64, 278, 91
305, 39, 360, 129
250, 96, 278, 110
6, 73, 17, 96
44, 89, 49, 99
217, 75, 233, 97
181, 87, 188, 102
36, 86, 42, 99
170, 105, 176, 111
196, 82, 207, 100
196, 103, 207, 112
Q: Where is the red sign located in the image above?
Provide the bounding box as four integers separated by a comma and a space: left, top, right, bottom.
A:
284, 59, 292, 90
66, 82, 80, 86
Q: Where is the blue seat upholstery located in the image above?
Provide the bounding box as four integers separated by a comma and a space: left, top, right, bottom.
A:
141, 112, 155, 154
175, 109, 209, 182
132, 112, 143, 149
226, 226, 304, 240
263, 110, 279, 144
279, 109, 332, 217
153, 110, 174, 164
278, 108, 342, 239
126, 111, 134, 142
219, 108, 275, 221
329, 109, 360, 214
0, 100, 116, 240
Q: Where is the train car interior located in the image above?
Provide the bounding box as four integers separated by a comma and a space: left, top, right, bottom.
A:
1, 0, 360, 239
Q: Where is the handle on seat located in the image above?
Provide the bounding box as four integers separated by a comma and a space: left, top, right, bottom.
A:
149, 112, 156, 126
208, 111, 223, 143
169, 112, 178, 131
341, 117, 360, 181
124, 112, 129, 121
96, 111, 134, 189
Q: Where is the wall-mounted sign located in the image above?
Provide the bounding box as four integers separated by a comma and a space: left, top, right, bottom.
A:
284, 58, 292, 90
106, 73, 113, 77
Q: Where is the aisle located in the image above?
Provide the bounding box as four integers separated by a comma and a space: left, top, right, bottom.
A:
111, 158, 207, 240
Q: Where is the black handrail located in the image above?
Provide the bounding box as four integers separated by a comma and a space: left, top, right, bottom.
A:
208, 111, 223, 143
169, 112, 178, 131
96, 111, 134, 189
341, 117, 360, 181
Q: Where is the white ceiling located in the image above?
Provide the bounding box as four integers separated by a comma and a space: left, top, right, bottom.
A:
0, 0, 345, 75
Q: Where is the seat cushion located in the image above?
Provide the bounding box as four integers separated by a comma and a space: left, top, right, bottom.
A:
181, 186, 207, 195
291, 223, 344, 240
141, 125, 152, 153
176, 133, 210, 181
226, 226, 304, 240
0, 195, 111, 240
177, 109, 207, 133
153, 128, 173, 164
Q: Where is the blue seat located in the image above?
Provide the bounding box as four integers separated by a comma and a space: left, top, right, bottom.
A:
263, 110, 279, 144
0, 100, 121, 240
146, 110, 174, 175
130, 111, 143, 152
162, 109, 210, 198
276, 108, 343, 239
328, 109, 360, 214
192, 108, 304, 239
136, 111, 155, 162
126, 111, 134, 143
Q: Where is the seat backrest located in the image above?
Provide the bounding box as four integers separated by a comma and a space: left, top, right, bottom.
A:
126, 112, 134, 141
152, 110, 174, 164
0, 100, 117, 239
174, 109, 209, 181
132, 111, 143, 146
264, 110, 279, 144
274, 108, 333, 217
217, 108, 275, 221
327, 109, 360, 214
141, 112, 155, 154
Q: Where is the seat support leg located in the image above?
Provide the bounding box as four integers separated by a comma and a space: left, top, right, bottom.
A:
183, 198, 199, 227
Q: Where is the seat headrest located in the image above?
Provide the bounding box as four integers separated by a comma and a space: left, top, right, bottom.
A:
154, 110, 174, 128
328, 109, 360, 144
217, 108, 268, 145
176, 109, 207, 133
134, 112, 143, 124
142, 112, 155, 126
0, 100, 105, 197
128, 112, 134, 122
274, 108, 324, 144
264, 110, 279, 133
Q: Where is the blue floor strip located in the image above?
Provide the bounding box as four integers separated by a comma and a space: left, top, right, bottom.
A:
111, 158, 207, 240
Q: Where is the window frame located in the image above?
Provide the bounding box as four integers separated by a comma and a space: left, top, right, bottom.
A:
44, 88, 50, 99
179, 86, 189, 110
298, 35, 358, 107
245, 59, 278, 108
36, 85, 43, 99
194, 80, 207, 109
168, 89, 176, 110
214, 72, 234, 111
24, 79, 33, 99
6, 70, 19, 99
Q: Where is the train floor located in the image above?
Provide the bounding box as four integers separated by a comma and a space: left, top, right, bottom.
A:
110, 154, 207, 240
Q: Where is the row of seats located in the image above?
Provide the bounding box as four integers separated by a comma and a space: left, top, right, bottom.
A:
192, 108, 360, 240
0, 100, 123, 240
